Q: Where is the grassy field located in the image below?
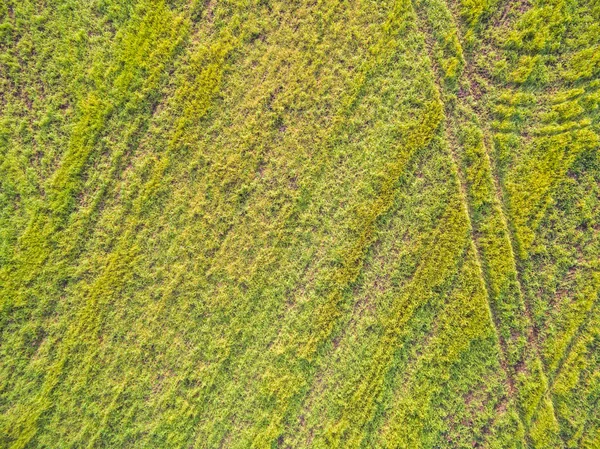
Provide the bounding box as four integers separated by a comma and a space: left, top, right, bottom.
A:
1, 0, 599, 447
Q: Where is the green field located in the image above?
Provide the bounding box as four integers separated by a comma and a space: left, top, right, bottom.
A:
1, 0, 599, 447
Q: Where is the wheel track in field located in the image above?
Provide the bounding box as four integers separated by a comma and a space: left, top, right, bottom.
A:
577, 367, 600, 447
572, 299, 600, 447
453, 37, 563, 449
538, 289, 600, 430
451, 20, 573, 449
413, 0, 564, 445
454, 0, 600, 430
549, 279, 600, 378
410, 0, 523, 439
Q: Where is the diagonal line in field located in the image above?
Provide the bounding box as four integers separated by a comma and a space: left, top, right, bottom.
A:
439, 0, 600, 438
535, 290, 600, 420
409, 0, 526, 438
411, 0, 565, 444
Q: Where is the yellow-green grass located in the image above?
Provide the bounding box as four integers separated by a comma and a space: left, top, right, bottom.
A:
1, 0, 599, 447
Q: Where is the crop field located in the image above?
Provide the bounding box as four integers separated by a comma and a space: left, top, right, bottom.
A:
1, 0, 599, 447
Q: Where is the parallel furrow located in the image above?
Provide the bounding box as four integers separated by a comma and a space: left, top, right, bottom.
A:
414, 0, 563, 445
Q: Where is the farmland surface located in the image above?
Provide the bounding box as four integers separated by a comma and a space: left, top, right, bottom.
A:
1, 0, 599, 448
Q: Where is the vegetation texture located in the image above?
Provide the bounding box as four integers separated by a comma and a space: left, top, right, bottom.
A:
1, 0, 599, 447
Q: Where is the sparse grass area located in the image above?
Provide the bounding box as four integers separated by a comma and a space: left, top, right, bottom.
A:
1, 0, 598, 448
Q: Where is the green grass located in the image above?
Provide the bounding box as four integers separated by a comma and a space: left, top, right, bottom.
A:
1, 0, 599, 447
